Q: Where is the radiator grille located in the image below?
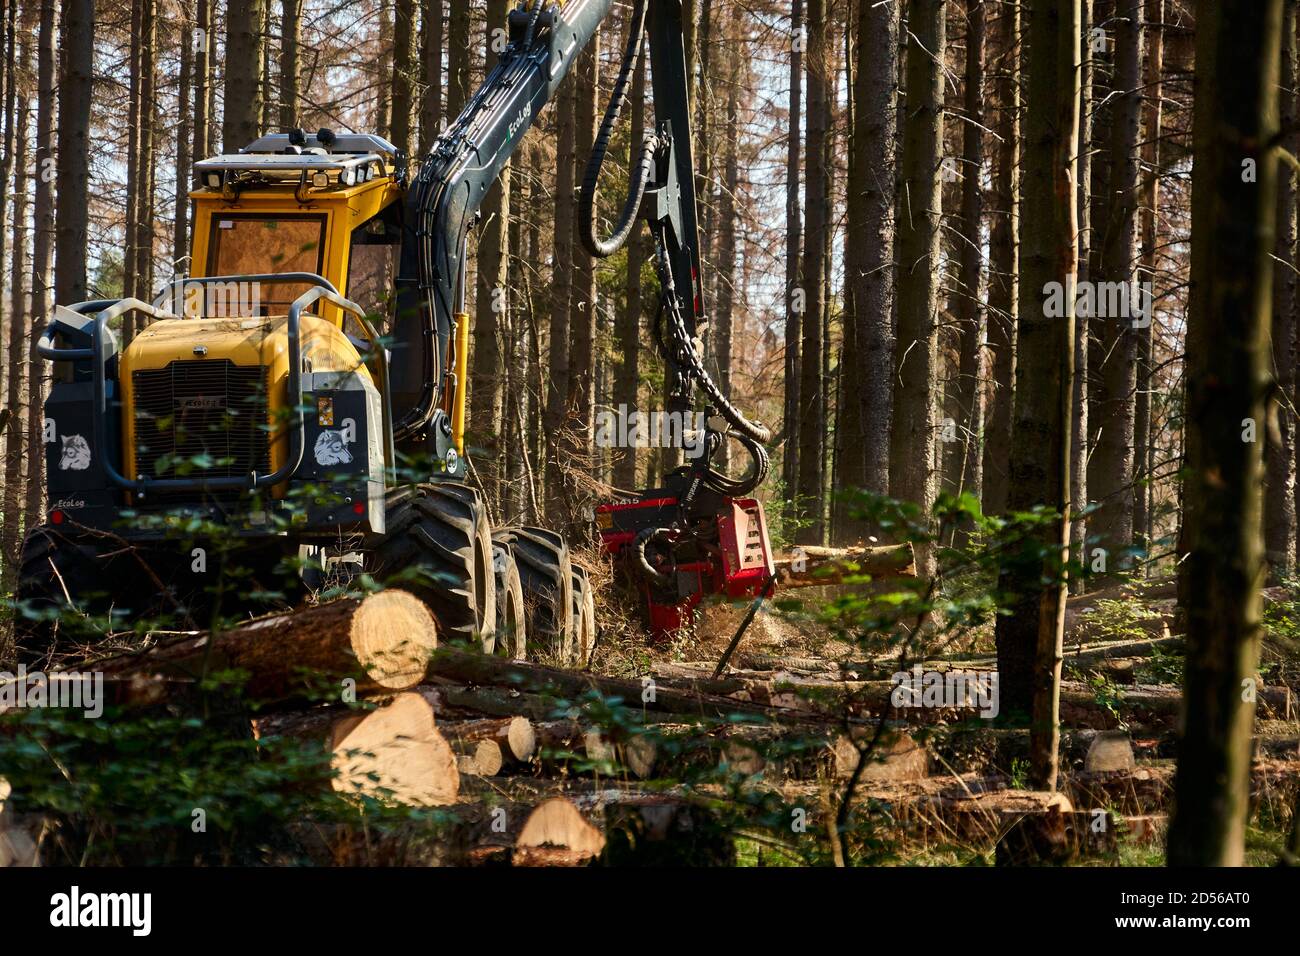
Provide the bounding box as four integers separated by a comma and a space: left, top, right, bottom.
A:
132, 360, 270, 482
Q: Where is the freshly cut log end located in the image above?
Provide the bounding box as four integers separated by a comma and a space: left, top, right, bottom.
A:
835, 731, 930, 782
516, 797, 605, 862
94, 589, 439, 707
329, 692, 459, 806
457, 739, 505, 777
348, 590, 440, 690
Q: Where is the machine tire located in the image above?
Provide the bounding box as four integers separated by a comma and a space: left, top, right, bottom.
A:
570, 565, 597, 668
371, 483, 496, 650
506, 526, 574, 664
490, 537, 527, 660
12, 526, 157, 666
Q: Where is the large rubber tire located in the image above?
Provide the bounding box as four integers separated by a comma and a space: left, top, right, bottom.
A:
491, 538, 527, 660
12, 526, 158, 667
506, 527, 574, 664
570, 565, 596, 668
370, 483, 496, 650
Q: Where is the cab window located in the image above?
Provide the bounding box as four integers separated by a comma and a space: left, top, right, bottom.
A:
345, 205, 401, 332
207, 214, 326, 315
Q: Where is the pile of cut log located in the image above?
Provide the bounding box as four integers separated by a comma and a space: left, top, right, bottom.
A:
4, 580, 1298, 867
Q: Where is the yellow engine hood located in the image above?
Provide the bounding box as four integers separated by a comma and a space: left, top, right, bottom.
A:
119, 314, 371, 488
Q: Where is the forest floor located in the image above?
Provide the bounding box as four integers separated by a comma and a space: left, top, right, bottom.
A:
583, 568, 1300, 866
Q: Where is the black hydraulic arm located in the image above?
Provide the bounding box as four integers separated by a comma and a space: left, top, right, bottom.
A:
392, 0, 616, 446
394, 0, 769, 494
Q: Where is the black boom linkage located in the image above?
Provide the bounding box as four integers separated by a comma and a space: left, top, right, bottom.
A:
394, 0, 768, 495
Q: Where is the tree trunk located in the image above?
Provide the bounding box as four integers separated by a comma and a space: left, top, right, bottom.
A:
418, 0, 443, 156
173, 0, 195, 268
123, 0, 144, 311
1133, 0, 1164, 563
993, 0, 1080, 792
954, 0, 986, 508
53, 0, 91, 306
470, 0, 512, 513
0, 0, 13, 431
1070, 0, 1091, 591
889, 0, 947, 572
714, 19, 741, 477
254, 693, 460, 806
566, 35, 600, 475
26, 0, 57, 530
782, 0, 804, 502
612, 45, 647, 491
1268, 0, 1298, 577
984, 0, 1020, 517
96, 590, 440, 707
278, 0, 301, 129
835, 0, 897, 545
375, 0, 392, 138
795, 0, 829, 546
222, 0, 264, 150
545, 73, 577, 512
194, 0, 213, 161
446, 0, 471, 120
1167, 0, 1281, 868
389, 0, 415, 159
1088, 0, 1143, 578
3, 82, 28, 578
132, 0, 158, 314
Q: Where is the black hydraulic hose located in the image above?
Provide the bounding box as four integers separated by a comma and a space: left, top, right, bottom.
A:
578, 0, 653, 259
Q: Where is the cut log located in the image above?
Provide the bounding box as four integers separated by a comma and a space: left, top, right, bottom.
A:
255, 692, 459, 806
1084, 731, 1136, 772
329, 693, 459, 805
834, 730, 930, 782
439, 717, 537, 765
515, 797, 605, 865
456, 739, 505, 777
773, 543, 916, 587
92, 590, 438, 707
424, 646, 830, 724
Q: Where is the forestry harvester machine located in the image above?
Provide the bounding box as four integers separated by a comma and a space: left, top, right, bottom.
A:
16, 0, 773, 665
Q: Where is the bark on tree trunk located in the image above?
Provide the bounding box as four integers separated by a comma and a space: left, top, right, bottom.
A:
993, 0, 1080, 793
1088, 0, 1143, 579
1168, 0, 1281, 868
1133, 0, 1165, 564
889, 0, 947, 573
222, 0, 264, 151
612, 46, 646, 492
418, 0, 443, 156
173, 1, 195, 268
1070, 0, 1091, 591
795, 0, 829, 546
26, 0, 57, 531
1267, 0, 1298, 577
835, 0, 898, 544
984, 0, 1020, 519
194, 0, 213, 161
279, 0, 301, 129
54, 0, 92, 303
2, 81, 28, 579
470, 0, 512, 514
389, 0, 415, 158
545, 73, 577, 512
954, 0, 986, 508
782, 0, 804, 504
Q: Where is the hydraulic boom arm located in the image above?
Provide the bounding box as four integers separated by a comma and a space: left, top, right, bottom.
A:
395, 0, 768, 492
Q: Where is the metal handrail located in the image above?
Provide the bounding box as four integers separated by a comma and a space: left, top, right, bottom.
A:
38, 273, 393, 495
